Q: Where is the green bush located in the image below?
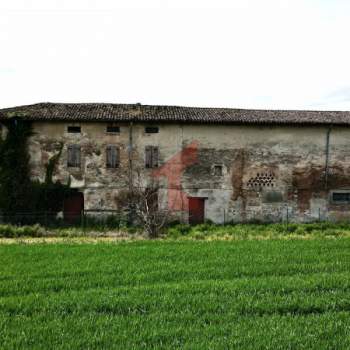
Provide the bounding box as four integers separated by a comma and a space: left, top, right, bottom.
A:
0, 224, 45, 238
166, 224, 192, 238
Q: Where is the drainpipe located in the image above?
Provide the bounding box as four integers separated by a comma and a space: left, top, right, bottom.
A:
127, 120, 134, 225
128, 121, 133, 193
324, 126, 332, 190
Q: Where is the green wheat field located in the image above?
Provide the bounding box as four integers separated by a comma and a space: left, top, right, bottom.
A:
1, 239, 350, 349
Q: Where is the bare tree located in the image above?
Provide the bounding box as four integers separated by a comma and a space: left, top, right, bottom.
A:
116, 175, 172, 238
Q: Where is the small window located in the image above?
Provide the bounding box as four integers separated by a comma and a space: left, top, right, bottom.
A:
106, 124, 120, 133
145, 146, 159, 168
67, 145, 81, 167
145, 126, 159, 134
332, 192, 350, 203
67, 126, 81, 133
213, 165, 223, 176
106, 145, 120, 168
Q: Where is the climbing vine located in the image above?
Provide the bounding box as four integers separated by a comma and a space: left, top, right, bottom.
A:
0, 118, 73, 223
45, 142, 63, 184
0, 119, 33, 217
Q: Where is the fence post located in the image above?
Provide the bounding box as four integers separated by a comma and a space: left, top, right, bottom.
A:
81, 210, 85, 232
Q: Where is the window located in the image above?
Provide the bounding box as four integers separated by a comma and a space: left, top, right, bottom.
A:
67, 126, 81, 133
67, 145, 81, 167
332, 191, 350, 203
106, 145, 120, 168
145, 126, 159, 134
213, 165, 223, 176
145, 146, 159, 168
106, 124, 120, 133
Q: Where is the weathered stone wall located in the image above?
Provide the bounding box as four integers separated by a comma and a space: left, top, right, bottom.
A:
24, 121, 350, 223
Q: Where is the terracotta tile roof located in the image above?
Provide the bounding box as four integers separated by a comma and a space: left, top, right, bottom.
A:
1, 102, 350, 125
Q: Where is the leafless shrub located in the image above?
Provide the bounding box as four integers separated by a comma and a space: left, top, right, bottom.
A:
116, 176, 172, 238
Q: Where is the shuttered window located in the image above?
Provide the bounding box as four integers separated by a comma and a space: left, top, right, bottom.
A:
106, 145, 120, 168
67, 145, 81, 167
145, 146, 159, 168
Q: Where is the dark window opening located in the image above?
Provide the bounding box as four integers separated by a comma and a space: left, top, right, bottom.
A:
213, 165, 223, 176
145, 126, 159, 134
67, 126, 81, 133
67, 145, 81, 167
145, 146, 159, 168
106, 145, 120, 168
106, 125, 120, 133
332, 192, 350, 203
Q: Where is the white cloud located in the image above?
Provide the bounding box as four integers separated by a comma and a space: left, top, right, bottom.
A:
0, 0, 350, 110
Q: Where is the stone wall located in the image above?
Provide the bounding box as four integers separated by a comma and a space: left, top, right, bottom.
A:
22, 121, 350, 223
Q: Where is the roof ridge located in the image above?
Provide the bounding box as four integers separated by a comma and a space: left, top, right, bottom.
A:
1, 102, 350, 125
2, 102, 350, 114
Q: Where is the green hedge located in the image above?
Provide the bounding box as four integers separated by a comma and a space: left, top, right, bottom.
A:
0, 224, 45, 238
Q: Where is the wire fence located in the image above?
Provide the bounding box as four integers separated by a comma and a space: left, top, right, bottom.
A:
220, 206, 339, 224
0, 210, 129, 228
0, 205, 347, 228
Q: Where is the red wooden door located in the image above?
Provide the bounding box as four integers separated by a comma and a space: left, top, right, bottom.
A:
188, 197, 205, 224
64, 192, 84, 223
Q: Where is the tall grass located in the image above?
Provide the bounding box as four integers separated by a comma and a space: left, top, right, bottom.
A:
1, 221, 350, 239
166, 221, 350, 240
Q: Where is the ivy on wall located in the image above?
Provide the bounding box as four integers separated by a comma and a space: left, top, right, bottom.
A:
0, 119, 33, 215
45, 142, 63, 184
0, 118, 74, 222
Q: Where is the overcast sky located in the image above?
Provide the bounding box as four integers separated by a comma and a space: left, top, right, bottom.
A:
1, 0, 350, 110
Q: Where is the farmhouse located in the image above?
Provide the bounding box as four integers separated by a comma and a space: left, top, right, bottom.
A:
1, 102, 350, 224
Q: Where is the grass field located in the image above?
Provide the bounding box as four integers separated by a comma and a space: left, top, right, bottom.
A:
1, 239, 350, 349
